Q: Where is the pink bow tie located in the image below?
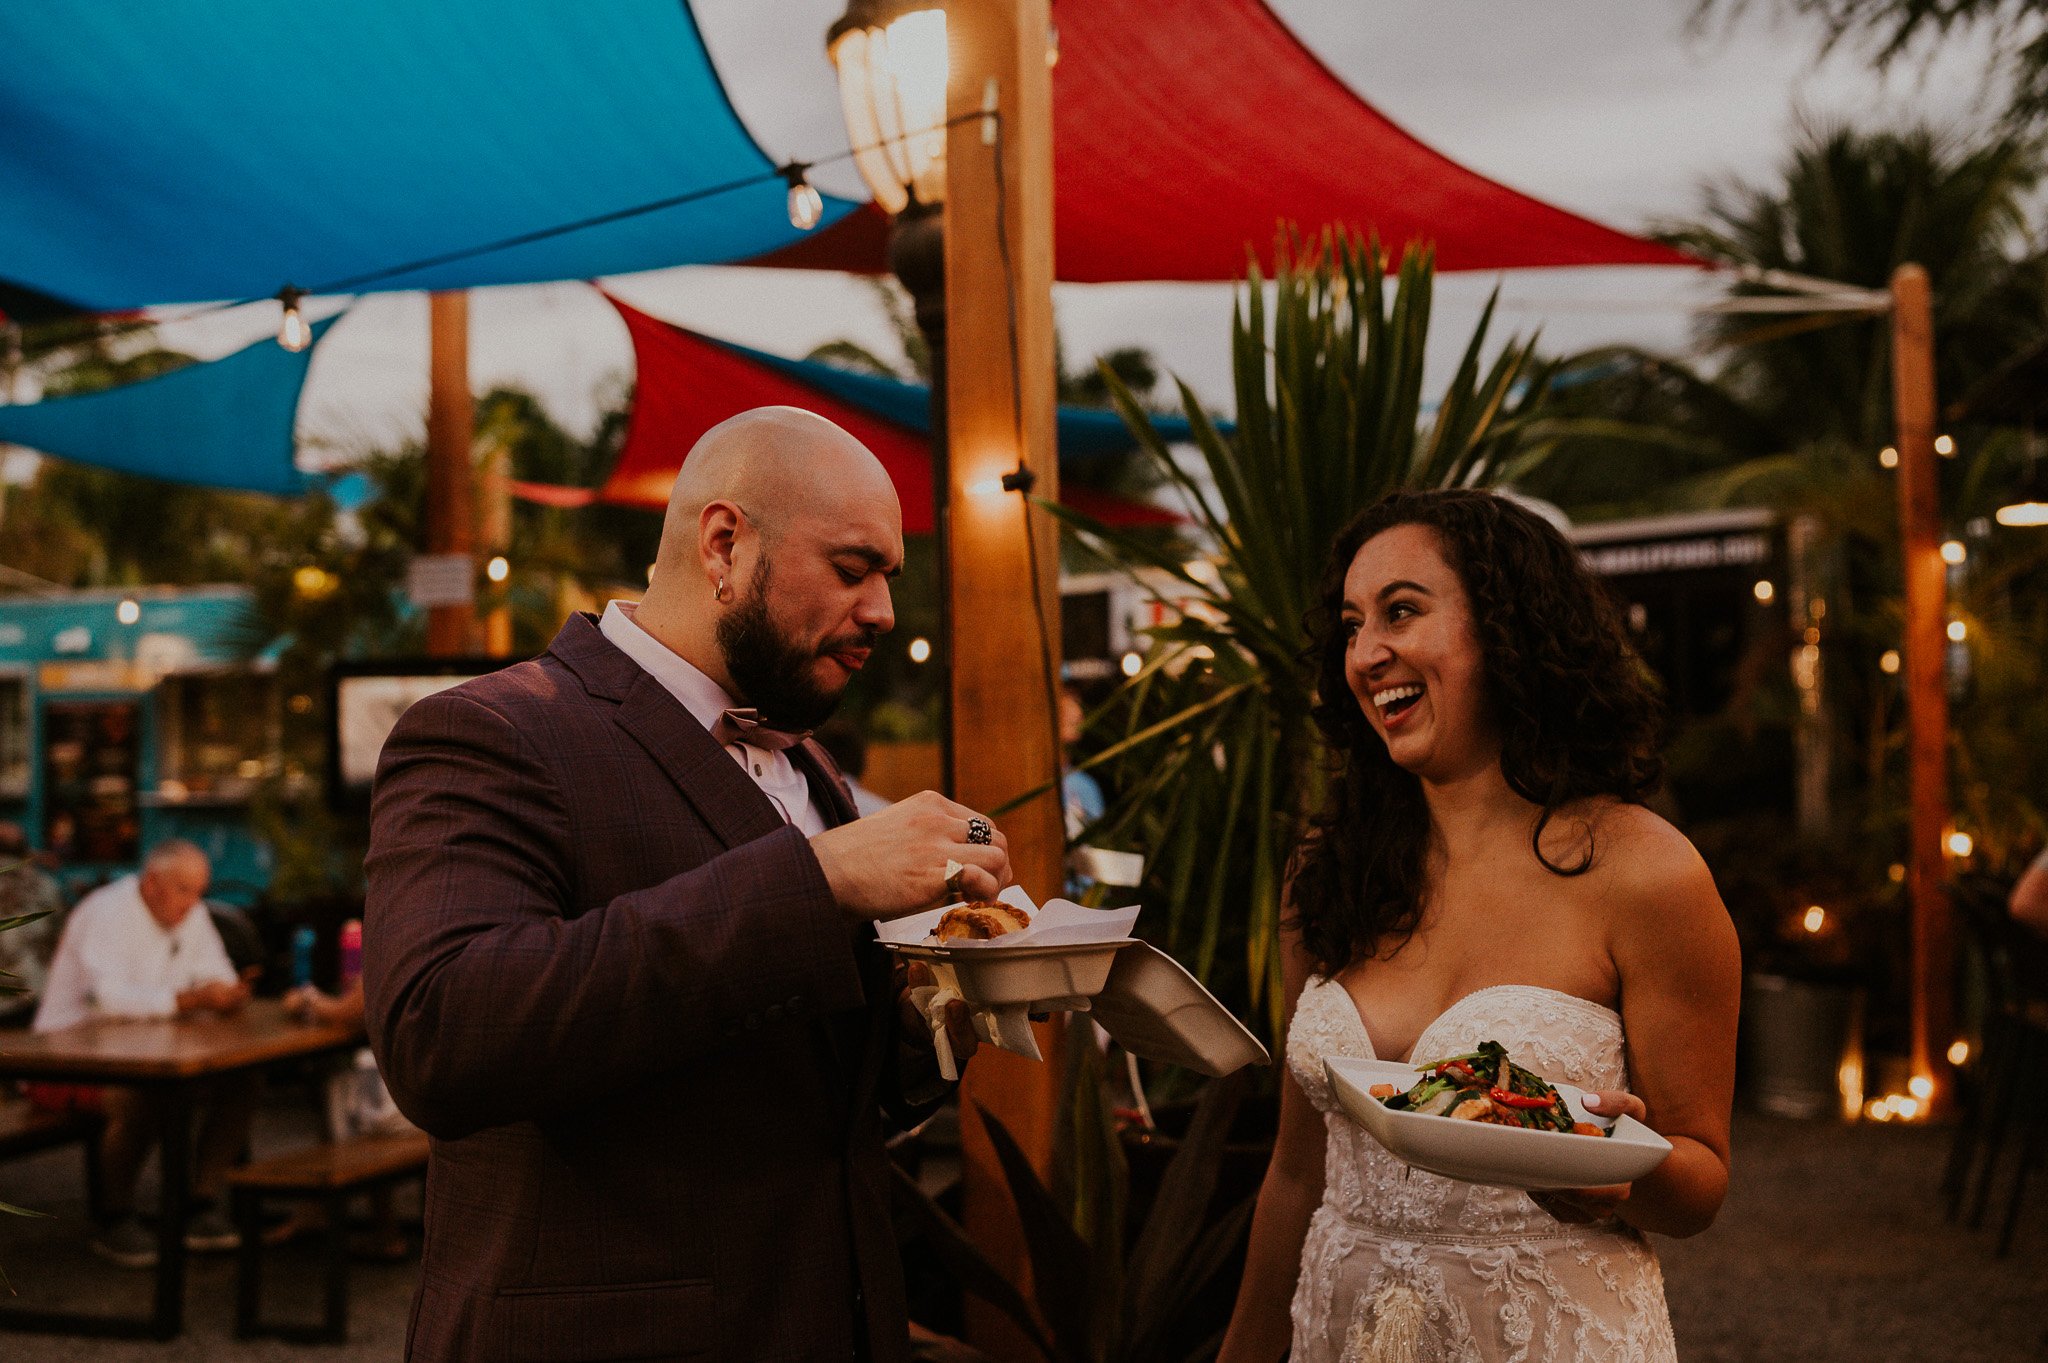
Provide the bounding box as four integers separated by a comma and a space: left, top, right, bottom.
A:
712, 708, 810, 753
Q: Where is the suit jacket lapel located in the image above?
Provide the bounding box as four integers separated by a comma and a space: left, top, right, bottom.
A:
549, 612, 890, 1127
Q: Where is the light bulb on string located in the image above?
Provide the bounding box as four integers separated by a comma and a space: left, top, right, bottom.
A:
779, 163, 824, 232
1934, 434, 1956, 457
276, 286, 311, 353
1940, 540, 1966, 565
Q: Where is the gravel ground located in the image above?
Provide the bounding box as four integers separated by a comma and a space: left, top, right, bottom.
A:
1, 1104, 2040, 1360
1661, 1114, 2047, 1362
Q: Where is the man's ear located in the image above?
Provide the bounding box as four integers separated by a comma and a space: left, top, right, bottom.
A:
699, 501, 742, 595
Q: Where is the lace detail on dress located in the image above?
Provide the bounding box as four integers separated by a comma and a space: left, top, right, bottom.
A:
1286, 978, 1677, 1363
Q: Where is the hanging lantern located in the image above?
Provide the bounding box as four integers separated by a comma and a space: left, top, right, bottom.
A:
827, 0, 949, 215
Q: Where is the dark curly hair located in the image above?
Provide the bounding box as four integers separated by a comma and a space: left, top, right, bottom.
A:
1288, 489, 1664, 979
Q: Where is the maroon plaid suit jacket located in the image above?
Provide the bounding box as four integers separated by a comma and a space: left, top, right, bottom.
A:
364, 613, 931, 1363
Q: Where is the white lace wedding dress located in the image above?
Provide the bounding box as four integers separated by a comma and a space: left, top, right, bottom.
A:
1287, 979, 1678, 1363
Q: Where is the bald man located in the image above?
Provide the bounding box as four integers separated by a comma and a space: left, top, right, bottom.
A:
33, 839, 257, 1266
365, 408, 1007, 1363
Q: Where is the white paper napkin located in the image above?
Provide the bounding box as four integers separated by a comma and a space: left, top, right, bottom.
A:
874, 884, 1139, 948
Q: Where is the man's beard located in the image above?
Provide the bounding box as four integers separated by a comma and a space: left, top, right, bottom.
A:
715, 556, 872, 731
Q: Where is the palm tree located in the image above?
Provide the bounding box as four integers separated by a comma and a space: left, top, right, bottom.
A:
1524, 117, 2048, 519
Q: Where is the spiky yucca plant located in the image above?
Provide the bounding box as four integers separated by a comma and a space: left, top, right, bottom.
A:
1043, 230, 1557, 1040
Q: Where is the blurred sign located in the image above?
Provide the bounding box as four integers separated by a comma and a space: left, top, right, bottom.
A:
408, 553, 474, 608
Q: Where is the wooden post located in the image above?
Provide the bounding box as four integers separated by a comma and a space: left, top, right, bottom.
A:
943, 0, 1065, 1346
425, 291, 475, 658
1890, 263, 1954, 1113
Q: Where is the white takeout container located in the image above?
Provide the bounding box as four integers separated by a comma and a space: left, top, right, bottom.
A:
1324, 1056, 1673, 1191
875, 887, 1268, 1078
882, 939, 1130, 1011
1090, 942, 1269, 1077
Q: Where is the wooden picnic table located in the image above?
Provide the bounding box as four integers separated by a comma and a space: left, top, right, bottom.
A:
0, 999, 361, 1340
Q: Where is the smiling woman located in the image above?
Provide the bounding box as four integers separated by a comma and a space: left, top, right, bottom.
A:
1217, 488, 1740, 1363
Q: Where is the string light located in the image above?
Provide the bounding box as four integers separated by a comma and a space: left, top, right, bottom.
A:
1908, 1075, 1934, 1101
1947, 830, 1974, 858
276, 286, 310, 352
1949, 1039, 1971, 1066
1946, 619, 1967, 642
293, 565, 337, 599
1888, 862, 1907, 883
1940, 539, 1966, 565
1934, 434, 1956, 457
1120, 651, 1143, 678
908, 636, 932, 664
1998, 501, 2048, 527
485, 555, 510, 583
1802, 905, 1827, 934
1879, 649, 1901, 674
1752, 579, 1776, 604
1879, 446, 1899, 469
116, 597, 140, 626
779, 163, 824, 232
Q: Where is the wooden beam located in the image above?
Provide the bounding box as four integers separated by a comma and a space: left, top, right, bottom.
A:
425, 291, 475, 658
1890, 263, 1954, 1112
942, 0, 1064, 1347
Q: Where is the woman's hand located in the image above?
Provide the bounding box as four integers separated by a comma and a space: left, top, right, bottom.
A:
1529, 1089, 1644, 1224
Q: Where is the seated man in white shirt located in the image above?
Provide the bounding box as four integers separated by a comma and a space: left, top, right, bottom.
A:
31, 839, 257, 1267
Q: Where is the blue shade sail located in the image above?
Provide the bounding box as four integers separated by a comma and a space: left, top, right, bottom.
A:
0, 2, 855, 309
0, 319, 337, 495
726, 341, 1210, 463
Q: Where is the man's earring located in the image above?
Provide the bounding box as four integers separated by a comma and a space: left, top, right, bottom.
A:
714, 578, 727, 602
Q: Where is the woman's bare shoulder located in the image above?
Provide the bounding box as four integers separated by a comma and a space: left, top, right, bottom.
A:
1567, 798, 1719, 906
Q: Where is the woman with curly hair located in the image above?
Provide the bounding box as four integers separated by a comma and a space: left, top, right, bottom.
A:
1218, 489, 1739, 1363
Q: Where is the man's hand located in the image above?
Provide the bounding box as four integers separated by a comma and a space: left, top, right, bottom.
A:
177, 977, 251, 1016
898, 960, 978, 1068
809, 790, 1011, 921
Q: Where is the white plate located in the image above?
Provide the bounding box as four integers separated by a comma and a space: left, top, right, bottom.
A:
1088, 942, 1270, 1077
882, 939, 1134, 1009
1324, 1056, 1673, 1192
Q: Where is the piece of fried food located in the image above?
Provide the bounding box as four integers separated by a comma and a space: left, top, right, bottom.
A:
932, 902, 1032, 942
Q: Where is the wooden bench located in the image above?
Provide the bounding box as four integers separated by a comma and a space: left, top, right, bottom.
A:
229, 1129, 429, 1343
0, 1094, 103, 1217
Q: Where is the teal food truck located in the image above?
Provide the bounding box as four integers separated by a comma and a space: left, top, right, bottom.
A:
0, 586, 280, 904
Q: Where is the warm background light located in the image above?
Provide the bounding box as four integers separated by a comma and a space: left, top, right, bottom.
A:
115, 597, 140, 625
1940, 539, 1966, 565
1879, 445, 1899, 468
1934, 434, 1956, 456
1120, 651, 1143, 678
485, 555, 510, 583
1997, 501, 2048, 527
1801, 905, 1827, 933
1946, 619, 1967, 642
1752, 579, 1776, 604
908, 636, 932, 663
1879, 649, 1901, 674
1948, 1039, 1971, 1066
1946, 830, 1974, 858
1908, 1074, 1934, 1101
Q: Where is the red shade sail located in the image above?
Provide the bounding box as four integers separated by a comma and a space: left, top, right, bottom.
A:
753, 0, 1696, 280
511, 296, 1182, 531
